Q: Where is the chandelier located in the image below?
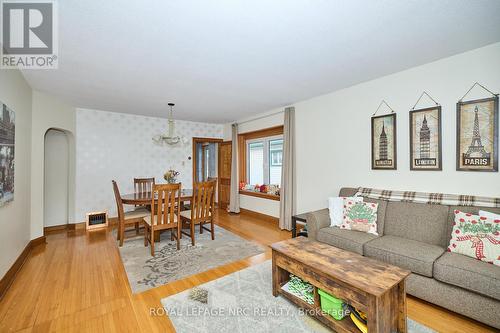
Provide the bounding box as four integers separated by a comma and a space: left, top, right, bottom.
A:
152, 103, 187, 145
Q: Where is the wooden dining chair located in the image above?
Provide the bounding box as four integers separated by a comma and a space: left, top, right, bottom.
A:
134, 177, 155, 208
143, 183, 182, 256
180, 180, 216, 246
134, 177, 155, 193
207, 177, 217, 205
112, 180, 149, 246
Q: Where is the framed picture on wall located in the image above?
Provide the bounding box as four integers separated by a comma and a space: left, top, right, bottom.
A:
456, 96, 498, 172
371, 113, 397, 170
409, 106, 442, 171
0, 101, 15, 207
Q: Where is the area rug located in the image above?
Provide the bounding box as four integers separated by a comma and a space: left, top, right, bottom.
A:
118, 225, 265, 293
161, 261, 436, 333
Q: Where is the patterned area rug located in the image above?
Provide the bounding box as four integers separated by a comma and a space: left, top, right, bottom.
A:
161, 261, 436, 333
118, 225, 265, 293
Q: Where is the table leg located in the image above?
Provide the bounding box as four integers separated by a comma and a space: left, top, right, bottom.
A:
291, 216, 297, 238
398, 280, 407, 333
272, 251, 279, 296
272, 251, 288, 297
181, 198, 191, 211
367, 290, 398, 333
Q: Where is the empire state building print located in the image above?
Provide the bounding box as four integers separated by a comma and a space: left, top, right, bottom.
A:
457, 97, 498, 172
372, 113, 397, 170
410, 106, 442, 170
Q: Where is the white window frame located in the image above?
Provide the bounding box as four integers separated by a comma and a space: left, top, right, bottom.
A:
246, 134, 283, 185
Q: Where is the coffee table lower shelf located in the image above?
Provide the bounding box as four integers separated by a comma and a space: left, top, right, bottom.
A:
277, 285, 359, 333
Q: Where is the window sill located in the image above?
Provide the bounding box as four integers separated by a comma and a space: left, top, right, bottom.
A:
239, 190, 280, 201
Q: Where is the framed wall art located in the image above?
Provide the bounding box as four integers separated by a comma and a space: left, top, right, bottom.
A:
410, 106, 442, 171
456, 96, 498, 172
0, 102, 15, 207
371, 113, 397, 170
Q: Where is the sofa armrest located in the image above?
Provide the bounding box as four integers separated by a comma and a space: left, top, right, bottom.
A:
305, 208, 330, 241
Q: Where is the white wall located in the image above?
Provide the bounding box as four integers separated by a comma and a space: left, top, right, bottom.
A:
224, 109, 284, 218
31, 91, 76, 238
0, 69, 32, 277
293, 42, 500, 213
227, 43, 500, 217
75, 109, 223, 221
44, 129, 69, 227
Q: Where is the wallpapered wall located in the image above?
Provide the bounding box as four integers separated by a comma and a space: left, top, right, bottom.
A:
75, 108, 223, 222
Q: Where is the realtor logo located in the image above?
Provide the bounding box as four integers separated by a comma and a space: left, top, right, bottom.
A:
1, 0, 58, 69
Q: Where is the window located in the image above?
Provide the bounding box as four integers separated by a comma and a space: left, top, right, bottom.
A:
248, 141, 264, 185
238, 125, 283, 200
269, 138, 283, 185
246, 135, 283, 187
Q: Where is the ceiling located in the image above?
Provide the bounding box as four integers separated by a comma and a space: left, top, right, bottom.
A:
22, 0, 500, 123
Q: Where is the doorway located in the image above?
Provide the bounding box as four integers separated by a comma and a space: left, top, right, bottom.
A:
192, 138, 223, 203
44, 129, 70, 228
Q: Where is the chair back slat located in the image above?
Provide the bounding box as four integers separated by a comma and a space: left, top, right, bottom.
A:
169, 189, 176, 225
112, 180, 125, 221
151, 183, 181, 225
134, 177, 155, 193
192, 180, 216, 222
205, 185, 213, 218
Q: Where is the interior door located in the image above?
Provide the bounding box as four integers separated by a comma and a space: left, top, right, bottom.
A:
218, 141, 232, 210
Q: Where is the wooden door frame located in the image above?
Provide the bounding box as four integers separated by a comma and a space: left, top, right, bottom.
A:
218, 140, 232, 209
192, 138, 223, 201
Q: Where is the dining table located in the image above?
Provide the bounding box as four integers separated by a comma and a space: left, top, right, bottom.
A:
121, 188, 193, 206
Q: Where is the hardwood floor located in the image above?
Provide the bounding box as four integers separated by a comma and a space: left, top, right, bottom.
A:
0, 209, 495, 332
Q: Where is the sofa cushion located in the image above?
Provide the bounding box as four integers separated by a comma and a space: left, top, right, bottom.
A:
444, 206, 500, 248
338, 187, 387, 235
384, 201, 449, 246
406, 273, 500, 329
434, 252, 500, 301
364, 235, 445, 277
317, 227, 377, 255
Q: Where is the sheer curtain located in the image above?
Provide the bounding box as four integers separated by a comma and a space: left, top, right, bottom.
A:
279, 107, 296, 230
228, 123, 240, 213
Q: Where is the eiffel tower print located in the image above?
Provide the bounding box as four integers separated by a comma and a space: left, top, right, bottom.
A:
462, 106, 491, 167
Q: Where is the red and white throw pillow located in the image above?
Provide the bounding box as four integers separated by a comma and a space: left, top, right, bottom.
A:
448, 210, 500, 266
340, 199, 378, 235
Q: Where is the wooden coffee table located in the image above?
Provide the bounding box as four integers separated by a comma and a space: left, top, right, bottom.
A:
271, 237, 411, 333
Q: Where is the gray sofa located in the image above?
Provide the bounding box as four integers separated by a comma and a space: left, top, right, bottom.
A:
306, 187, 500, 329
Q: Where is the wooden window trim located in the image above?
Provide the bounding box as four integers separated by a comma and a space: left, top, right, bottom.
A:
239, 189, 280, 201
238, 125, 284, 201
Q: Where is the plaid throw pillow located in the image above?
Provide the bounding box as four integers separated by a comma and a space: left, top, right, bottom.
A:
341, 199, 378, 235
448, 210, 500, 266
